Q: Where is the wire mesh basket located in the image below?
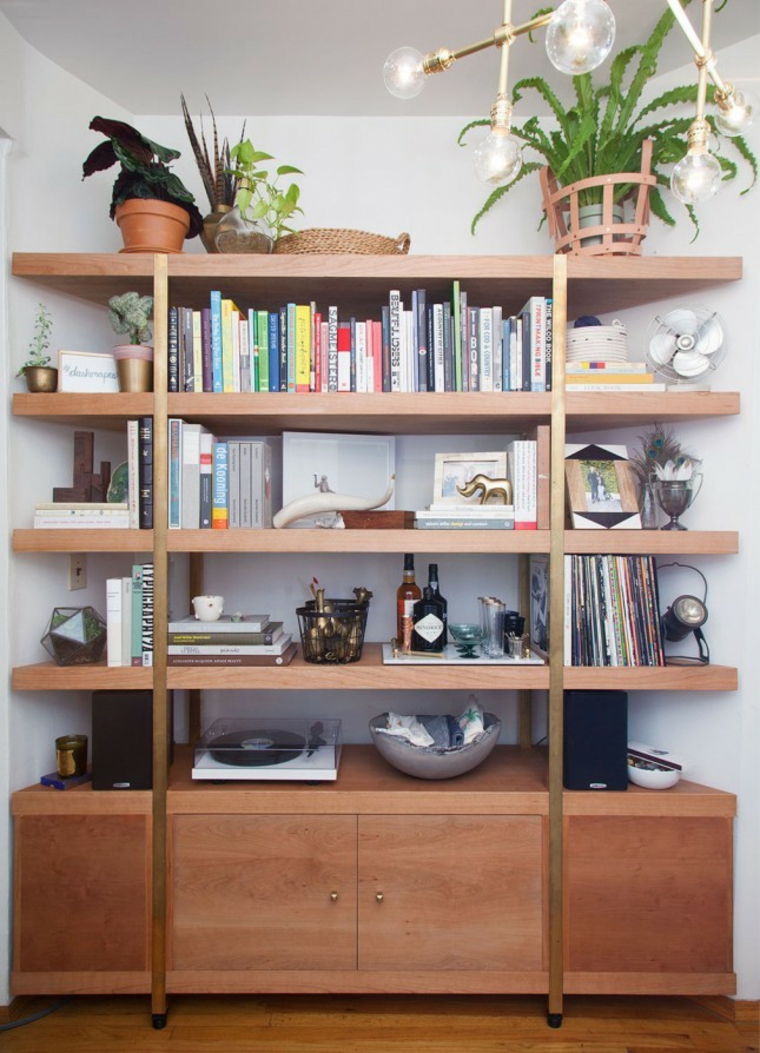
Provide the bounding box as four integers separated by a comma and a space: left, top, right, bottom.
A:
296, 598, 369, 664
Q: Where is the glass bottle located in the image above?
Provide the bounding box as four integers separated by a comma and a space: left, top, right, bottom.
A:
396, 553, 421, 650
411, 585, 446, 654
639, 475, 659, 529
427, 563, 448, 644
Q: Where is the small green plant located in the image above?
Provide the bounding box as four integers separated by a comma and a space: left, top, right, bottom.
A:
228, 140, 304, 241
17, 302, 53, 375
108, 292, 154, 345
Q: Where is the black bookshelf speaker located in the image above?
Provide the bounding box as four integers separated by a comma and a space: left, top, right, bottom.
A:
563, 690, 628, 791
91, 690, 153, 790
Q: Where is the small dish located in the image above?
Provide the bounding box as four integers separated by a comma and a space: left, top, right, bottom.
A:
627, 760, 681, 790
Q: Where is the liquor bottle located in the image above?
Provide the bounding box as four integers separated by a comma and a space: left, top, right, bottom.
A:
396, 553, 421, 648
411, 586, 446, 654
427, 563, 448, 644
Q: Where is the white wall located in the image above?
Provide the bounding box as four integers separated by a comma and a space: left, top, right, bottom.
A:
2, 12, 759, 1003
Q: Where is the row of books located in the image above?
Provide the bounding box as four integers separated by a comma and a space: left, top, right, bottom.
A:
564, 554, 665, 667
168, 287, 552, 395
106, 564, 154, 667
168, 420, 273, 529
565, 362, 665, 392
415, 440, 538, 530
166, 613, 296, 666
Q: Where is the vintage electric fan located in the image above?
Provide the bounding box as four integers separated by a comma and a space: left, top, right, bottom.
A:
645, 305, 727, 386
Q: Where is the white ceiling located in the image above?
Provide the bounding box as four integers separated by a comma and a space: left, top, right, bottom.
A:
0, 0, 756, 117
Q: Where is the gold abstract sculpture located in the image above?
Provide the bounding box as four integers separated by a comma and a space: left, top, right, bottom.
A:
456, 473, 513, 506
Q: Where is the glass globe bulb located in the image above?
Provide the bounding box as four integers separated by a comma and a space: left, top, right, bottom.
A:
546, 0, 616, 75
473, 130, 523, 187
383, 46, 426, 99
670, 151, 722, 205
715, 88, 757, 137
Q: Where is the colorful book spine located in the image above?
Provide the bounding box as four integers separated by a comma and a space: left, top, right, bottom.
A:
192, 310, 203, 393
141, 562, 154, 667
327, 306, 339, 392
167, 418, 182, 529
106, 577, 123, 668
210, 290, 223, 393
212, 441, 229, 529
337, 322, 351, 392
131, 563, 144, 666
199, 430, 214, 529
257, 309, 269, 393
126, 419, 140, 530
389, 289, 402, 392
268, 311, 280, 392
220, 298, 236, 393
167, 305, 179, 392
451, 282, 461, 392
295, 304, 311, 392
201, 307, 213, 392
286, 303, 297, 393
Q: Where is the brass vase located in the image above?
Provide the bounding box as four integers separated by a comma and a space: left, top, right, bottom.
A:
23, 366, 58, 392
200, 204, 232, 254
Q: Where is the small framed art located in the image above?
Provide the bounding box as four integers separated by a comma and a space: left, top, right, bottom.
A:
57, 351, 119, 393
565, 443, 641, 529
432, 451, 508, 506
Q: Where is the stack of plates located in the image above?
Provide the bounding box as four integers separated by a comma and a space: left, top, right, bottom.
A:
566, 323, 629, 363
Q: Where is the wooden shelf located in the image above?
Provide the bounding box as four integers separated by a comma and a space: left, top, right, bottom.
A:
566, 390, 739, 430
564, 779, 735, 818
168, 391, 550, 436
564, 531, 738, 555
167, 528, 550, 554
12, 392, 153, 428
11, 252, 155, 303
13, 529, 153, 553
564, 664, 737, 691
165, 642, 550, 691
12, 662, 153, 691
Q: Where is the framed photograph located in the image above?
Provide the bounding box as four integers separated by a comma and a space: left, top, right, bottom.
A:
433, 451, 508, 506
282, 432, 396, 527
57, 351, 119, 393
529, 554, 550, 658
565, 443, 641, 529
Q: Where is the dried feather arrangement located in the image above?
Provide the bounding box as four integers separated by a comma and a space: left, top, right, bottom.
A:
629, 423, 701, 489
180, 94, 246, 210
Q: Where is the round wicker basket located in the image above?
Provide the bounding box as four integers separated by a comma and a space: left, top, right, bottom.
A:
274, 228, 411, 256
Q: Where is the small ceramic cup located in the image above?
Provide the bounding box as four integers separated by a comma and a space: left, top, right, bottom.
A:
192, 595, 224, 622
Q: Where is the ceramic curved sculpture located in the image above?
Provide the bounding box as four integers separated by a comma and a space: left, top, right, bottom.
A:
273, 476, 396, 529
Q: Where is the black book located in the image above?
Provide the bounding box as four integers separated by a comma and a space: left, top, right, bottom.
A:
138, 416, 153, 530
168, 305, 179, 392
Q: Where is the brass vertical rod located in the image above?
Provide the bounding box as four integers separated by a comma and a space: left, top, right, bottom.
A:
518, 552, 532, 748
547, 253, 568, 1021
695, 0, 713, 121
188, 553, 204, 745
497, 0, 513, 99
150, 253, 169, 1021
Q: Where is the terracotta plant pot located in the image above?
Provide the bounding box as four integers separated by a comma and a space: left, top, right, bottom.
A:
113, 344, 153, 392
115, 199, 190, 254
22, 366, 58, 392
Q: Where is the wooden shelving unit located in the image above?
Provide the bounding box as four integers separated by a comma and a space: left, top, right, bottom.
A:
9, 252, 741, 1021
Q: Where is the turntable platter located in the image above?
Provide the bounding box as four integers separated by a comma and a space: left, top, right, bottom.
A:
209, 728, 306, 767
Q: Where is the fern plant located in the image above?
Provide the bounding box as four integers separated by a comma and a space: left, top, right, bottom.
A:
458, 3, 756, 238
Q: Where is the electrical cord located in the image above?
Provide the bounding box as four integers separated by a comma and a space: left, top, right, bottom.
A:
0, 997, 71, 1031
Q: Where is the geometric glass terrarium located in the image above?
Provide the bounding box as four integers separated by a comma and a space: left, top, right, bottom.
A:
41, 606, 107, 666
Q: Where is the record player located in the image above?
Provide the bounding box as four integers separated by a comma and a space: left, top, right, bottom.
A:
192, 718, 342, 781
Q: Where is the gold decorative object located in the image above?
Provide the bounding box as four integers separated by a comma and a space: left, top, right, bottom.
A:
456, 473, 513, 505
297, 592, 371, 664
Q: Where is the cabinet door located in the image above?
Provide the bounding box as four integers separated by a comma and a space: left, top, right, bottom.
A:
170, 815, 357, 971
565, 816, 733, 975
14, 814, 150, 974
358, 815, 545, 971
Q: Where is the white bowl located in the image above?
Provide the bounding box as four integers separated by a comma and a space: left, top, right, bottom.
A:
627, 763, 681, 790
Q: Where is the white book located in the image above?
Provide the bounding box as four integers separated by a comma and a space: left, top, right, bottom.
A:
192, 310, 203, 393
565, 382, 667, 392
507, 440, 537, 529
106, 577, 123, 667
126, 419, 140, 530
168, 635, 293, 656
479, 307, 494, 392
389, 289, 402, 392
420, 506, 515, 517
327, 306, 339, 392
239, 442, 252, 528
181, 423, 203, 529
34, 515, 131, 529
35, 503, 127, 511
121, 576, 132, 669
492, 306, 503, 392
167, 418, 183, 530
355, 320, 367, 394
227, 439, 241, 529
168, 614, 271, 633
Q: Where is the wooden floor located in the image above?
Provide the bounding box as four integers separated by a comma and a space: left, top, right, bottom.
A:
0, 995, 757, 1052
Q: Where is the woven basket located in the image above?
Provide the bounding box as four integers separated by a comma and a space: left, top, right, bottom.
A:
540, 139, 656, 257
274, 228, 411, 256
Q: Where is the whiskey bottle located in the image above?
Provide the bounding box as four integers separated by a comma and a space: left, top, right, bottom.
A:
411, 585, 446, 654
427, 563, 448, 644
396, 553, 421, 647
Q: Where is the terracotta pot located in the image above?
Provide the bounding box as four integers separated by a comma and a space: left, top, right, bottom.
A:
115, 199, 190, 254
113, 344, 153, 392
23, 366, 58, 392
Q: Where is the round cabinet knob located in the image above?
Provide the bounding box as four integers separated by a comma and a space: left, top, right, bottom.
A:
330, 891, 339, 902
376, 892, 384, 903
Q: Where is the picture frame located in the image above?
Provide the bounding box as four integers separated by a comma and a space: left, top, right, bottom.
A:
57, 350, 119, 393
529, 554, 550, 658
565, 443, 641, 529
282, 431, 396, 528
432, 451, 508, 506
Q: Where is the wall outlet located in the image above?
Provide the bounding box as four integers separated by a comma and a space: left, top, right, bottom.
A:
68, 554, 87, 591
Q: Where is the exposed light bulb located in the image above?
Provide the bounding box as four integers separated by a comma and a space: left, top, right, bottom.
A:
546, 0, 616, 76
383, 46, 426, 99
670, 151, 722, 205
473, 129, 523, 187
715, 88, 757, 137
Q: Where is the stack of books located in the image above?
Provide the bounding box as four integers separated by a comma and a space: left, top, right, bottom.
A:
106, 564, 154, 667
35, 502, 131, 528
565, 362, 665, 392
166, 613, 297, 666
415, 505, 515, 530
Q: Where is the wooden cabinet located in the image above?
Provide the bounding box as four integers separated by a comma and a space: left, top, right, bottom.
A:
9, 252, 743, 1016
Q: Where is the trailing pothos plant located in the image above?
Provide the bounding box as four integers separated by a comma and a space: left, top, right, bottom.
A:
228, 139, 304, 242
458, 2, 757, 239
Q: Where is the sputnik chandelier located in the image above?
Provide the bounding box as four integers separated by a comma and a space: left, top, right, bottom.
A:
383, 0, 756, 205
